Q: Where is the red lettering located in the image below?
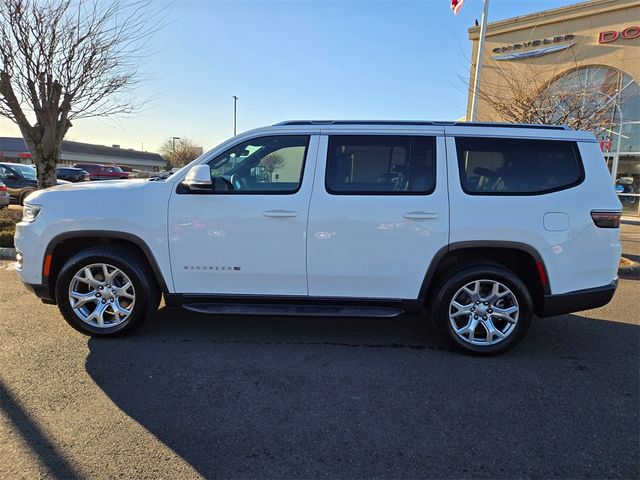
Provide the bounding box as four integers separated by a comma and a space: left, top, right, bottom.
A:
599, 31, 618, 43
622, 26, 640, 39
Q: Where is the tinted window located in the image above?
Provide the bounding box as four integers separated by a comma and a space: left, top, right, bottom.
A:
456, 137, 583, 195
206, 135, 309, 194
9, 164, 36, 180
326, 135, 436, 194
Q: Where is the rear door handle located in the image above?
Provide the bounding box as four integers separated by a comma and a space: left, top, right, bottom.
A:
403, 211, 439, 220
263, 210, 299, 218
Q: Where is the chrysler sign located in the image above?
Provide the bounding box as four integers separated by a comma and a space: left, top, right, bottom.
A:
492, 34, 575, 61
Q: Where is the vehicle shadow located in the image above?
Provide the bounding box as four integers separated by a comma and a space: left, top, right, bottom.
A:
85, 307, 639, 479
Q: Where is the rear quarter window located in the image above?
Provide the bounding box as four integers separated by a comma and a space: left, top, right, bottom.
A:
455, 137, 584, 195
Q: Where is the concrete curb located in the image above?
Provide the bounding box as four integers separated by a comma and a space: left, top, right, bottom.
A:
0, 247, 16, 261
619, 257, 640, 280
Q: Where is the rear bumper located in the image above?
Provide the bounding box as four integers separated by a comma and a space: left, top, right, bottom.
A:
538, 281, 617, 317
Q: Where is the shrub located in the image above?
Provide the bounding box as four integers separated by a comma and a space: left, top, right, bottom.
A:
0, 229, 14, 247
0, 208, 22, 248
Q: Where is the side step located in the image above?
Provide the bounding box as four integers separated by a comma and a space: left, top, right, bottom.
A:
182, 303, 405, 318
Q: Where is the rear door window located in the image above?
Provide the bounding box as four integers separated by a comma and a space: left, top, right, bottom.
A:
455, 137, 584, 195
326, 135, 436, 194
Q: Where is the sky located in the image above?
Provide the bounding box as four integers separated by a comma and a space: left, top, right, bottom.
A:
0, 0, 582, 153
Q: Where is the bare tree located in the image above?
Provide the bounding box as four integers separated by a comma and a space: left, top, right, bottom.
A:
158, 137, 201, 168
0, 0, 162, 188
260, 153, 285, 182
472, 55, 619, 136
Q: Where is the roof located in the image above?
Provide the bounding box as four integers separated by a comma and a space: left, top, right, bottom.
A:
0, 137, 164, 165
274, 120, 570, 131
0, 137, 29, 153
61, 140, 163, 162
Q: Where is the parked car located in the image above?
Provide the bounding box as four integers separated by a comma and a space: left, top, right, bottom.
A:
15, 121, 622, 354
73, 163, 129, 180
56, 166, 90, 183
0, 180, 9, 209
0, 162, 70, 205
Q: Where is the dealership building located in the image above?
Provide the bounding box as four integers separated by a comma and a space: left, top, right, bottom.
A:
0, 137, 166, 173
467, 0, 640, 215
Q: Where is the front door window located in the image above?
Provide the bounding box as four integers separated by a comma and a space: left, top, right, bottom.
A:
207, 136, 309, 193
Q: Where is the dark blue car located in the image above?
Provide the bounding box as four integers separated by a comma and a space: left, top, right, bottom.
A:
0, 162, 69, 205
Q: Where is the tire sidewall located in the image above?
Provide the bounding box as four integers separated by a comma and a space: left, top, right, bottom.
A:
432, 266, 533, 355
56, 250, 152, 336
20, 189, 35, 205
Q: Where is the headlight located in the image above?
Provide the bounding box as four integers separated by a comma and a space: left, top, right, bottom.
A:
22, 204, 42, 222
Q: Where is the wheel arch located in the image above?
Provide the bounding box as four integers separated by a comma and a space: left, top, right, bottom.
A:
420, 241, 549, 315
43, 231, 170, 303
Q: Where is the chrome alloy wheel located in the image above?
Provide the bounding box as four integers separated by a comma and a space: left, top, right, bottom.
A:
68, 263, 136, 328
448, 279, 519, 346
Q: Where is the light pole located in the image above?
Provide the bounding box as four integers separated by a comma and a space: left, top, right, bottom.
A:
171, 136, 180, 154
469, 0, 490, 121
233, 96, 238, 136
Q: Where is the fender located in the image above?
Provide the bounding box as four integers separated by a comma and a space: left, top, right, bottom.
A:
418, 241, 550, 302
44, 230, 170, 293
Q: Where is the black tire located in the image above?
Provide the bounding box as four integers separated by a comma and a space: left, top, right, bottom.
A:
19, 189, 35, 205
430, 264, 533, 355
55, 245, 161, 337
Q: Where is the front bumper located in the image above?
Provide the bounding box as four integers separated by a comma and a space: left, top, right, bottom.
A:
23, 281, 56, 304
0, 195, 9, 207
538, 281, 617, 317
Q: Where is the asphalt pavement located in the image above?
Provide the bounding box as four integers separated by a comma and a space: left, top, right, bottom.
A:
0, 261, 638, 479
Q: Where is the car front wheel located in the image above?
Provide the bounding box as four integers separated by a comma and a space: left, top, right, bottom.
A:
55, 245, 160, 336
431, 265, 533, 355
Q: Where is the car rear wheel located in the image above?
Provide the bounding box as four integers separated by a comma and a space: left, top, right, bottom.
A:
19, 189, 35, 205
55, 245, 161, 336
430, 265, 533, 355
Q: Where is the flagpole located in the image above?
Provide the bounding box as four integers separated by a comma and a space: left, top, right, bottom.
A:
469, 0, 490, 121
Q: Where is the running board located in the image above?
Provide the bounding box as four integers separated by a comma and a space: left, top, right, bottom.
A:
182, 303, 404, 318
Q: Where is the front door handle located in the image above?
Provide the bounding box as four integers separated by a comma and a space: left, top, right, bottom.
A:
263, 210, 299, 218
403, 211, 439, 220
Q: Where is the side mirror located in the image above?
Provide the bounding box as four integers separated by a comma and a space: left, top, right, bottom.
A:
183, 165, 212, 191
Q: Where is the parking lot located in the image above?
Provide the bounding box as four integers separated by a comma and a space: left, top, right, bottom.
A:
0, 258, 638, 479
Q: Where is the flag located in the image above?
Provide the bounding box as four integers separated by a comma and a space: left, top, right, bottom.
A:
451, 0, 465, 15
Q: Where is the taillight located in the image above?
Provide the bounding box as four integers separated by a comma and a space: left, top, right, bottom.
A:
0, 184, 7, 193
591, 211, 621, 228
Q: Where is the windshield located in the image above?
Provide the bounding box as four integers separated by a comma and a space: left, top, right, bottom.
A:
11, 164, 36, 180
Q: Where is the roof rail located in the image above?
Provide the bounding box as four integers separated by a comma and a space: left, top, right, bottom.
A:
274, 120, 571, 131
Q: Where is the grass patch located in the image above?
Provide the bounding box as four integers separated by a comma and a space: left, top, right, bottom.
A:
0, 208, 22, 248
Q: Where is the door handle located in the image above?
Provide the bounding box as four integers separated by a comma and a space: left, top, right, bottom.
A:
403, 211, 439, 220
263, 210, 299, 218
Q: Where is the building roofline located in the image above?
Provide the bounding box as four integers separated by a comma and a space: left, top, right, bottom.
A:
468, 0, 636, 39
0, 136, 165, 164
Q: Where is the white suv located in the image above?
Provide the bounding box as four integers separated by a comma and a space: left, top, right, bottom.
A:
15, 121, 622, 354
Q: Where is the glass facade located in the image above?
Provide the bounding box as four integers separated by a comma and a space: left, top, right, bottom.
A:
541, 66, 640, 215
